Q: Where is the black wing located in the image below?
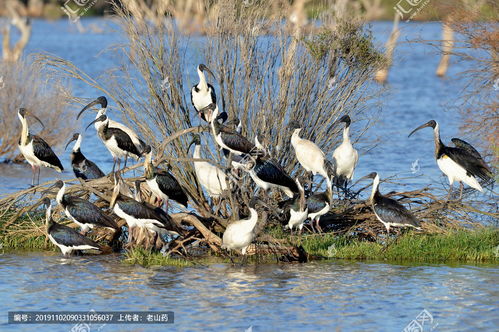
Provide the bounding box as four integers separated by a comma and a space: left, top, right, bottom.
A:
220, 131, 255, 154
156, 170, 189, 207
451, 138, 492, 172
208, 83, 217, 104
72, 152, 105, 180
106, 127, 142, 158
442, 146, 493, 182
32, 135, 63, 170
373, 195, 420, 228
254, 158, 298, 193
49, 223, 101, 248
66, 196, 118, 229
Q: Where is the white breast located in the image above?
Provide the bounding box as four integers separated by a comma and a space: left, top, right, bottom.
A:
333, 142, 358, 179
194, 162, 227, 198
146, 177, 168, 202
191, 87, 213, 111
437, 155, 482, 191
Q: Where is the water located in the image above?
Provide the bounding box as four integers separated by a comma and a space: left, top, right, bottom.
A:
1, 20, 497, 331
0, 253, 497, 331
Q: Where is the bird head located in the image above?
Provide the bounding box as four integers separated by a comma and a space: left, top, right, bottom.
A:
338, 115, 351, 127
77, 96, 108, 120
408, 120, 437, 137
42, 180, 64, 196
188, 134, 201, 150
85, 114, 108, 131
41, 197, 53, 228
360, 172, 378, 181
198, 64, 216, 80
288, 120, 302, 131
65, 133, 80, 151
17, 108, 45, 129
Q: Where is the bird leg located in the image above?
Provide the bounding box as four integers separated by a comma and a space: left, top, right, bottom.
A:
30, 165, 35, 187
315, 218, 323, 234
447, 183, 454, 201
36, 166, 41, 186
111, 157, 117, 174
124, 154, 128, 169
459, 183, 464, 201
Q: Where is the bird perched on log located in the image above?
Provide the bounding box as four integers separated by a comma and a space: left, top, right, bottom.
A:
221, 198, 259, 256
191, 64, 227, 123
409, 120, 493, 199
332, 115, 358, 197
17, 108, 63, 186
279, 178, 308, 234
46, 180, 119, 235
85, 114, 143, 173
289, 120, 332, 190
42, 198, 102, 257
79, 96, 146, 171
361, 172, 421, 235
143, 145, 189, 211
65, 133, 105, 180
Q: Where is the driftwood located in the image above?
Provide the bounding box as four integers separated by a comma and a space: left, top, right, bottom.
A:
2, 0, 31, 62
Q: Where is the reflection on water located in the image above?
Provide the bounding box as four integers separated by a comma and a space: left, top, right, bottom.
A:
0, 253, 497, 331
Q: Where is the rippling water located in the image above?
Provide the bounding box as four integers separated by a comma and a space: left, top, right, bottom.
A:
0, 253, 498, 331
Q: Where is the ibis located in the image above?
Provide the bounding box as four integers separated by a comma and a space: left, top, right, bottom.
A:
42, 198, 101, 257
279, 179, 308, 234
191, 64, 227, 122
332, 115, 358, 197
85, 114, 143, 173
110, 173, 184, 248
361, 172, 421, 234
242, 155, 299, 198
65, 133, 105, 180
78, 96, 146, 170
306, 179, 333, 233
290, 121, 332, 190
47, 180, 119, 235
17, 108, 63, 186
409, 120, 493, 198
188, 134, 228, 199
143, 145, 189, 210
203, 103, 260, 156
221, 198, 259, 256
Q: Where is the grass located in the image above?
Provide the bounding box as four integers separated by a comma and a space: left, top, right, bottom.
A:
0, 211, 51, 251
298, 227, 499, 263
124, 248, 196, 268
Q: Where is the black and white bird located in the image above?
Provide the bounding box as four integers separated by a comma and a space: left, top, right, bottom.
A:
306, 180, 333, 233
79, 96, 146, 171
47, 180, 119, 235
409, 120, 493, 198
17, 108, 63, 186
65, 133, 105, 180
290, 121, 332, 189
242, 155, 299, 198
279, 179, 308, 234
42, 198, 101, 257
110, 174, 184, 246
361, 172, 421, 234
85, 114, 143, 173
203, 103, 260, 156
332, 115, 358, 196
143, 146, 189, 210
221, 198, 259, 256
189, 135, 228, 199
191, 64, 227, 122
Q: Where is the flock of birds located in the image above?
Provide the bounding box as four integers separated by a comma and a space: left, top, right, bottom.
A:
15, 64, 494, 257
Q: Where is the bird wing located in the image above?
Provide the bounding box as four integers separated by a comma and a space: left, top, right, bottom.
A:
49, 223, 101, 248
220, 131, 256, 154
208, 83, 217, 103
306, 193, 327, 213
66, 197, 118, 229
82, 159, 106, 179
107, 127, 142, 158
451, 138, 491, 172
32, 135, 63, 170
155, 170, 189, 207
254, 158, 298, 193
443, 146, 493, 182
373, 195, 420, 228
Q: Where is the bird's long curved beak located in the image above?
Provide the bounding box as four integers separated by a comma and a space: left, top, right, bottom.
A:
77, 99, 101, 120
85, 117, 103, 131
204, 67, 216, 81
28, 113, 45, 129
358, 172, 377, 182
41, 183, 57, 197
408, 121, 432, 138
187, 139, 196, 151
64, 136, 77, 151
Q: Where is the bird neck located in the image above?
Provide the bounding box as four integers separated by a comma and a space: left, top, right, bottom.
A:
73, 135, 82, 152
370, 174, 380, 202
19, 114, 30, 145
97, 108, 107, 117
45, 206, 53, 230
193, 145, 201, 159
197, 68, 208, 90
56, 184, 66, 205
433, 123, 443, 157
291, 129, 301, 146
210, 116, 220, 136
342, 126, 351, 144
297, 181, 306, 211
244, 208, 259, 231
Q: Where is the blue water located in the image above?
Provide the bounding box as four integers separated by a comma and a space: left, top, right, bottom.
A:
1, 19, 497, 332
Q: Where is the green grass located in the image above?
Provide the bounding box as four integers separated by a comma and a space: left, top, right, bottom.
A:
298, 228, 499, 263
124, 248, 196, 268
0, 211, 52, 251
